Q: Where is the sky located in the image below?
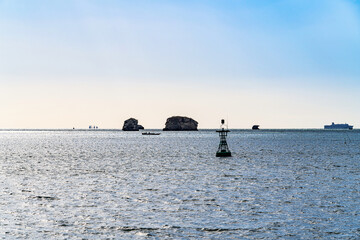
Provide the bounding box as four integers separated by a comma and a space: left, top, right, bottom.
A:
0, 0, 359, 129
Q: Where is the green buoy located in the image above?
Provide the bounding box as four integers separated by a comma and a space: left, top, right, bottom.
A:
216, 119, 232, 157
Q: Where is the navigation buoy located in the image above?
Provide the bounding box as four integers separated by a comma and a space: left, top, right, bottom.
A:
216, 119, 232, 157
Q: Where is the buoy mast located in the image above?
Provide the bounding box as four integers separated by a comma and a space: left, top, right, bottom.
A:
216, 119, 232, 157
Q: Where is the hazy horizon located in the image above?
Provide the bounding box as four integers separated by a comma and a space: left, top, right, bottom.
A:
1, 0, 360, 129
0, 124, 357, 130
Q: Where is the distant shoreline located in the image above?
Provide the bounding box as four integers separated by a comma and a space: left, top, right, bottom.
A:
0, 128, 357, 131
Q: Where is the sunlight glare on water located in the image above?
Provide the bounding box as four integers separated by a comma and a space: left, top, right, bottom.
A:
1, 130, 360, 239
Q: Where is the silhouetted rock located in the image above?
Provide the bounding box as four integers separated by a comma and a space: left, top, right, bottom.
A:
252, 125, 260, 130
163, 116, 198, 131
122, 118, 144, 131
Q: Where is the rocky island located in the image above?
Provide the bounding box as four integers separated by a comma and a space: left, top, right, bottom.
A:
163, 116, 198, 131
122, 118, 144, 131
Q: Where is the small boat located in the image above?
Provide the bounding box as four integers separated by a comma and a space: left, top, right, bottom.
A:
142, 132, 161, 135
252, 125, 260, 130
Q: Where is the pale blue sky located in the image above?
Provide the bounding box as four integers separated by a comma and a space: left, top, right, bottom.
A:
0, 0, 359, 128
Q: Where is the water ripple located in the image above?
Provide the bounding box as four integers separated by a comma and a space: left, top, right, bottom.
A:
0, 130, 360, 238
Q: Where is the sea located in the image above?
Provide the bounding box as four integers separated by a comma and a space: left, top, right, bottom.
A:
1, 129, 360, 239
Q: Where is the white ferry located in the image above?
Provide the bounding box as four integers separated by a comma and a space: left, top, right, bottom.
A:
324, 122, 353, 130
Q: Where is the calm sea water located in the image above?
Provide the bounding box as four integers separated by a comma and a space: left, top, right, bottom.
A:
1, 130, 360, 239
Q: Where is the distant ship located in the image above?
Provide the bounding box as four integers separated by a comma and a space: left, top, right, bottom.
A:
252, 125, 260, 130
324, 122, 353, 130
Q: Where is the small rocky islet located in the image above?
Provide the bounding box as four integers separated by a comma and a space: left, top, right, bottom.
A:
122, 118, 144, 131
122, 116, 198, 131
163, 116, 198, 131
